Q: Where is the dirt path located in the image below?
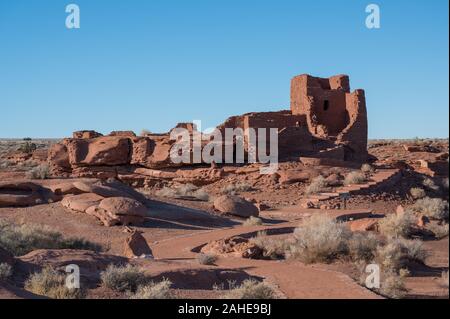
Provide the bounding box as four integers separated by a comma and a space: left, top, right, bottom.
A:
151, 220, 381, 299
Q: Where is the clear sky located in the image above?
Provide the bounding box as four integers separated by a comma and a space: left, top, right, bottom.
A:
0, 0, 448, 138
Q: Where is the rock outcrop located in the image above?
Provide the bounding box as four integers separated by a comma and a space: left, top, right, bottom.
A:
213, 195, 259, 218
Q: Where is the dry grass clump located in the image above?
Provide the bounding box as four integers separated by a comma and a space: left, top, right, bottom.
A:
0, 263, 13, 281
156, 184, 210, 202
26, 164, 50, 180
287, 215, 352, 263
379, 269, 409, 299
422, 178, 440, 191
412, 197, 449, 220
222, 183, 254, 195
197, 253, 217, 265
100, 264, 149, 293
25, 267, 84, 299
348, 233, 379, 262
242, 216, 263, 227
0, 159, 12, 169
305, 175, 328, 195
409, 187, 426, 200
374, 238, 427, 272
224, 279, 276, 299
249, 231, 287, 260
442, 178, 449, 190
128, 279, 173, 299
344, 171, 367, 186
426, 222, 449, 239
378, 212, 416, 239
361, 164, 374, 174
0, 221, 102, 256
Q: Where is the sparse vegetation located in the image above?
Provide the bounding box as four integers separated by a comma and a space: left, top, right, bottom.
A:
305, 175, 328, 195
25, 267, 84, 299
0, 221, 102, 256
18, 142, 37, 154
197, 253, 217, 265
287, 215, 352, 263
344, 171, 367, 186
410, 187, 426, 200
224, 279, 276, 299
426, 222, 449, 239
100, 264, 148, 293
379, 269, 409, 299
378, 212, 416, 239
128, 279, 173, 299
412, 197, 449, 220
243, 216, 263, 226
361, 164, 374, 174
222, 183, 254, 195
26, 163, 50, 180
0, 263, 13, 281
348, 233, 379, 262
250, 231, 287, 260
422, 178, 440, 191
157, 184, 210, 202
375, 238, 427, 272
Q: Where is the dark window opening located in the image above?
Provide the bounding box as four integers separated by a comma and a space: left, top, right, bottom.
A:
323, 100, 330, 111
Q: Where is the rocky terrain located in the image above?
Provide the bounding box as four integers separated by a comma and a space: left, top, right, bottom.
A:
0, 74, 448, 300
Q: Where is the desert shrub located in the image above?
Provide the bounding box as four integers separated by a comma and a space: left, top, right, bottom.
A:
409, 187, 426, 200
156, 184, 209, 202
344, 171, 367, 186
305, 175, 328, 195
25, 267, 83, 299
0, 221, 102, 256
422, 178, 440, 191
441, 271, 449, 288
0, 263, 13, 281
242, 216, 263, 227
412, 197, 449, 220
18, 142, 37, 154
197, 253, 217, 265
379, 269, 409, 299
426, 222, 449, 239
348, 233, 379, 262
26, 164, 50, 180
128, 279, 173, 299
224, 279, 276, 299
100, 264, 149, 293
287, 215, 352, 263
378, 212, 416, 239
361, 164, 374, 174
375, 238, 427, 272
249, 231, 287, 260
0, 159, 12, 169
222, 183, 253, 195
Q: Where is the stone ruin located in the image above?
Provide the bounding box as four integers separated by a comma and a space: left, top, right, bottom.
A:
48, 74, 368, 184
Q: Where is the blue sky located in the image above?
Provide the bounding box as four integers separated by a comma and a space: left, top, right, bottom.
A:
0, 0, 448, 138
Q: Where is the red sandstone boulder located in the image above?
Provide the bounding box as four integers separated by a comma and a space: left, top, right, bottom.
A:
278, 169, 310, 184
201, 236, 263, 259
86, 197, 147, 227
66, 136, 131, 166
349, 219, 380, 232
131, 136, 175, 168
0, 182, 54, 207
213, 195, 259, 218
123, 229, 153, 259
61, 193, 104, 213
73, 131, 103, 139
72, 181, 134, 199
